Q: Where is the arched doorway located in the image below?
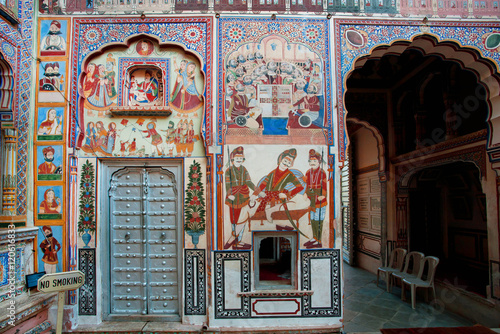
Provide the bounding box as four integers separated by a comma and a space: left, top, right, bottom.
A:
343, 35, 494, 297
408, 162, 488, 296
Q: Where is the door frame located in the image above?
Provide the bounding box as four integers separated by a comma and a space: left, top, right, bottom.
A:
99, 159, 184, 322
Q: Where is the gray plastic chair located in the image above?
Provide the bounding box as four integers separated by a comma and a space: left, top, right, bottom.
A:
402, 256, 440, 309
377, 248, 407, 292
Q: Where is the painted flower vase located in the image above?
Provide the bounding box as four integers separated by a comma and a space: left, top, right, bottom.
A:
82, 228, 92, 248
187, 230, 204, 249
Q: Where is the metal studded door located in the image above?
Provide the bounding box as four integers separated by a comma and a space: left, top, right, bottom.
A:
109, 166, 179, 317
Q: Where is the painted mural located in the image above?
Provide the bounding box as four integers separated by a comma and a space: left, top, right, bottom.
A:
218, 17, 333, 146
78, 41, 205, 158
223, 145, 329, 249
37, 226, 63, 274
37, 185, 63, 220
38, 61, 66, 103
39, 19, 68, 57
224, 37, 325, 138
36, 107, 64, 141
36, 145, 63, 181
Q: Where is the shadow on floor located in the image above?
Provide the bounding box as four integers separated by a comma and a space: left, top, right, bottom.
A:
342, 264, 475, 334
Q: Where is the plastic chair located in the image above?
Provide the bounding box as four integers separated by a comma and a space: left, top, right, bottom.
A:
391, 251, 425, 293
401, 256, 440, 309
377, 248, 407, 292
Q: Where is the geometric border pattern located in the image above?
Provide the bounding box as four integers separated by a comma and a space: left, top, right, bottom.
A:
0, 0, 34, 215
301, 249, 341, 317
214, 251, 250, 319
184, 249, 206, 315
79, 248, 96, 315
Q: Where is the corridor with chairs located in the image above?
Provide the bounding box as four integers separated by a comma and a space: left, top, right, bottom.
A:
343, 264, 478, 334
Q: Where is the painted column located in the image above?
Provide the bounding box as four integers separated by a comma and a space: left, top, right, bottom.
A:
1, 126, 17, 216
68, 154, 78, 304
396, 190, 408, 249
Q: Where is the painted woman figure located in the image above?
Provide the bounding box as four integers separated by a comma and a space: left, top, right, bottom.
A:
95, 121, 108, 151
143, 121, 163, 155
170, 59, 187, 103
106, 122, 117, 154
169, 62, 203, 115
39, 188, 61, 214
185, 120, 196, 157
83, 63, 97, 98
85, 122, 96, 148
38, 108, 62, 135
87, 64, 116, 108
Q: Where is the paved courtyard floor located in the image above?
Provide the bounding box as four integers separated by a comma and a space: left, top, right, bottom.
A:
342, 264, 477, 334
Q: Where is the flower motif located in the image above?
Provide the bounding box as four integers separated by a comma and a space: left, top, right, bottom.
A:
268, 22, 280, 33
1, 43, 15, 58
302, 25, 322, 43
183, 25, 203, 44
138, 24, 150, 33
83, 27, 102, 44
109, 29, 120, 39
226, 24, 246, 43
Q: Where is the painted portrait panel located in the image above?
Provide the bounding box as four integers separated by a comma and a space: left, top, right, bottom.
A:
37, 225, 63, 274
38, 61, 66, 103
36, 145, 63, 181
39, 19, 68, 57
37, 107, 64, 141
37, 185, 63, 221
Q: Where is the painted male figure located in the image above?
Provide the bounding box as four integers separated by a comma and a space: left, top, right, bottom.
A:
38, 146, 57, 174
252, 148, 304, 228
303, 149, 327, 248
224, 146, 255, 250
40, 226, 61, 274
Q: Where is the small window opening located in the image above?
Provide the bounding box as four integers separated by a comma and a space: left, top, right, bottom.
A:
255, 233, 296, 289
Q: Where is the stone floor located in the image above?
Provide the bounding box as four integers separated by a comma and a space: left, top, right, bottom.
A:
342, 264, 477, 334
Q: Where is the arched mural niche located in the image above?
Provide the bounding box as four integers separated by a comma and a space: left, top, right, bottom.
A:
76, 35, 206, 158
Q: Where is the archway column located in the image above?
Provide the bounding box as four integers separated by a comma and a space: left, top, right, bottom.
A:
1, 125, 17, 216
396, 190, 409, 250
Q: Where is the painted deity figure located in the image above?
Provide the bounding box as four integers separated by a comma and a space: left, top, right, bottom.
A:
39, 188, 61, 214
39, 226, 61, 274
303, 149, 327, 248
38, 108, 62, 135
224, 147, 256, 250
137, 70, 159, 104
106, 122, 117, 154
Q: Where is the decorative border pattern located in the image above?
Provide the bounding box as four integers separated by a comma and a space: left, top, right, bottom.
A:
301, 249, 341, 317
0, 0, 34, 215
334, 19, 500, 162
25, 321, 52, 334
79, 248, 96, 315
214, 251, 251, 319
0, 294, 55, 330
184, 249, 206, 315
216, 17, 333, 146
70, 17, 214, 148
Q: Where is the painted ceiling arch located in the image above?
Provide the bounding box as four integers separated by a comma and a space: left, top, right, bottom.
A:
336, 20, 500, 162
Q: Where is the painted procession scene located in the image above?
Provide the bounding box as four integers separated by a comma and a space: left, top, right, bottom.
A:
223, 145, 329, 250
78, 40, 205, 157
223, 36, 325, 138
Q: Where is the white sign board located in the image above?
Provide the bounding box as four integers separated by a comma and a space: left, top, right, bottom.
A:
37, 270, 85, 293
